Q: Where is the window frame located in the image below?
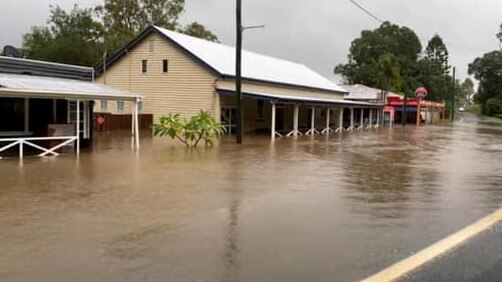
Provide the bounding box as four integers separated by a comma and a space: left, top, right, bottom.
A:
100, 100, 108, 111
141, 60, 148, 73
117, 100, 125, 111
162, 59, 169, 73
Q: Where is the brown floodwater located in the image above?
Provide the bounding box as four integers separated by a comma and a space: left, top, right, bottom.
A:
1, 114, 502, 282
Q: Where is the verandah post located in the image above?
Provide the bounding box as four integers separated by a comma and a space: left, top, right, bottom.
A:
271, 102, 276, 141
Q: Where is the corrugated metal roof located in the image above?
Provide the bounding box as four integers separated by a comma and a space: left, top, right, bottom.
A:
343, 84, 401, 100
0, 56, 93, 81
154, 26, 347, 94
217, 87, 381, 107
0, 73, 141, 101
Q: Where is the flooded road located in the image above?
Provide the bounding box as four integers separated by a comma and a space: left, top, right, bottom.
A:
1, 114, 502, 282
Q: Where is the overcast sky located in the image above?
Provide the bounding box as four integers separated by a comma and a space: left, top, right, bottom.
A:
1, 0, 501, 83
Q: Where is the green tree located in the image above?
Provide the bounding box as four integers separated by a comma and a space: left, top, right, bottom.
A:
376, 53, 402, 103
458, 78, 475, 107
425, 34, 450, 75
22, 5, 105, 66
182, 22, 219, 42
413, 58, 450, 102
335, 21, 422, 91
468, 50, 502, 115
497, 23, 502, 51
22, 1, 218, 67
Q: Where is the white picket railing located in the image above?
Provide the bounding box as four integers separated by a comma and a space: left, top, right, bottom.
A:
0, 136, 78, 159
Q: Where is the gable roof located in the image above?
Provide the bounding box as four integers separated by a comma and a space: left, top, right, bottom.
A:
99, 26, 347, 94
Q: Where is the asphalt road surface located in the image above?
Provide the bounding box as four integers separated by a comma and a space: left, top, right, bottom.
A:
402, 223, 502, 282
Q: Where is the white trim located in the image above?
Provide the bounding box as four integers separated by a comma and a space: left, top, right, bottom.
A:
0, 136, 78, 159
0, 88, 141, 102
217, 88, 381, 107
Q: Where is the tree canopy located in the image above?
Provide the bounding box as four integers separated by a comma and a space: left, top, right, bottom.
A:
335, 22, 466, 114
335, 21, 422, 90
468, 50, 502, 115
425, 34, 450, 75
22, 1, 218, 67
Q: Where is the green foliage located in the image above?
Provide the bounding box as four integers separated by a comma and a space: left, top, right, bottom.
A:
335, 21, 422, 90
21, 1, 218, 66
182, 22, 219, 43
484, 98, 502, 116
336, 23, 459, 107
152, 111, 226, 147
467, 104, 482, 115
468, 50, 502, 116
22, 5, 106, 66
425, 34, 450, 74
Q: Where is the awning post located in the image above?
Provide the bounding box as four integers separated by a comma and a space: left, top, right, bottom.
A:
348, 107, 355, 131
322, 108, 333, 135
368, 108, 373, 129
335, 108, 344, 132
306, 106, 319, 136
134, 99, 140, 150
358, 108, 364, 130
76, 100, 80, 156
271, 102, 276, 141
83, 101, 88, 139
376, 108, 380, 128
293, 104, 299, 138
131, 100, 135, 149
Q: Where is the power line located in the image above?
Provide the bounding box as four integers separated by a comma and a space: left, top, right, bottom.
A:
346, 0, 383, 23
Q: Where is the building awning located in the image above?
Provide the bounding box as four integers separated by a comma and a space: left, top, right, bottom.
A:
0, 73, 142, 101
217, 88, 382, 108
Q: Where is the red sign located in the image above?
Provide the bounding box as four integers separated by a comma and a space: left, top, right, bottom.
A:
415, 87, 428, 99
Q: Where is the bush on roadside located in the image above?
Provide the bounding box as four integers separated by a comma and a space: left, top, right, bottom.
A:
483, 98, 502, 116
152, 111, 226, 147
467, 104, 482, 115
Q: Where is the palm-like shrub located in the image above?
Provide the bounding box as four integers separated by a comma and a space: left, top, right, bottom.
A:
152, 110, 226, 147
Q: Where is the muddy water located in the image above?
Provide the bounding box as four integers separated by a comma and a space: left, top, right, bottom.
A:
1, 114, 502, 282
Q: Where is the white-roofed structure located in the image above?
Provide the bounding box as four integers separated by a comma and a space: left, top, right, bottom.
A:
97, 26, 385, 140
0, 57, 142, 159
0, 73, 142, 101
154, 26, 347, 93
343, 84, 401, 103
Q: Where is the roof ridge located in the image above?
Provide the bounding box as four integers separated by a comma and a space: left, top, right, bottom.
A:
153, 26, 315, 70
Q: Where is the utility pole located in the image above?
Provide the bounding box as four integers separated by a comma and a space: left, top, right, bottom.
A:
451, 67, 456, 122
235, 0, 243, 144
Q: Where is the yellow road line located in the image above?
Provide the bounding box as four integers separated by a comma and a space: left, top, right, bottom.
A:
361, 207, 502, 282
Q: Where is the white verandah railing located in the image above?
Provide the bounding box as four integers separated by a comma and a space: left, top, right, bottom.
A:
0, 136, 78, 159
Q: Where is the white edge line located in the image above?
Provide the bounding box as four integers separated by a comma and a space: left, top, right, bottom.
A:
360, 207, 502, 282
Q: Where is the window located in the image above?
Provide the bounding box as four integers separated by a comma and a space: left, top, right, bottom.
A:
141, 60, 147, 73
100, 100, 108, 110
163, 60, 169, 73
117, 101, 124, 111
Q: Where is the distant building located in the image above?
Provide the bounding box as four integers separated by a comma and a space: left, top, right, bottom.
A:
343, 84, 402, 104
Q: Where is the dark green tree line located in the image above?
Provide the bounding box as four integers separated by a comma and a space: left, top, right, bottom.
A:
335, 21, 469, 115
22, 0, 218, 67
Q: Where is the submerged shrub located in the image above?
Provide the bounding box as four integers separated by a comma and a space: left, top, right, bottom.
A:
152, 110, 226, 147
